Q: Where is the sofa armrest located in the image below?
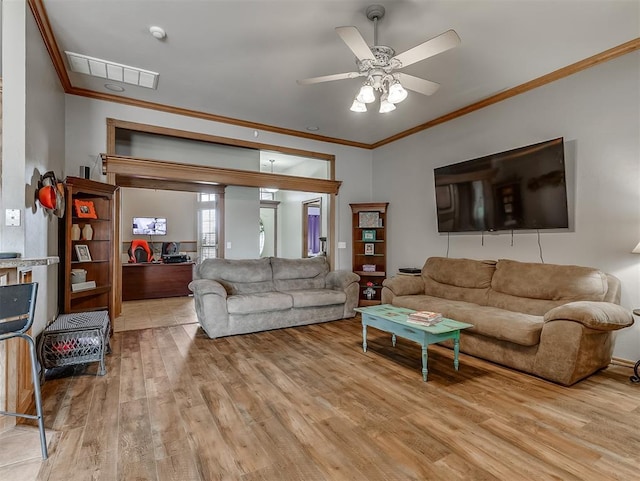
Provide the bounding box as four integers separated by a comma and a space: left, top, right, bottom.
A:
326, 270, 360, 318
381, 275, 425, 305
382, 275, 425, 297
544, 301, 634, 331
187, 279, 230, 339
188, 278, 227, 298
326, 270, 360, 290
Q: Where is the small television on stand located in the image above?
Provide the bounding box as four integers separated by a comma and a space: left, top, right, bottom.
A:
132, 217, 167, 236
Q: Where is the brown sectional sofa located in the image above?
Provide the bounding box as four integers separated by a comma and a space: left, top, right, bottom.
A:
381, 257, 634, 385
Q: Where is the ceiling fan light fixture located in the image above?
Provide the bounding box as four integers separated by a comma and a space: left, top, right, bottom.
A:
388, 81, 408, 104
350, 99, 367, 112
297, 5, 460, 116
379, 94, 396, 113
356, 84, 376, 104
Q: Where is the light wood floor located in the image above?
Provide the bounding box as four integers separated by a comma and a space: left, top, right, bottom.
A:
4, 298, 640, 480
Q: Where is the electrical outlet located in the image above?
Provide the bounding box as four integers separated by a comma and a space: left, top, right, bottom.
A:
226, 242, 232, 249
338, 241, 347, 249
6, 209, 20, 226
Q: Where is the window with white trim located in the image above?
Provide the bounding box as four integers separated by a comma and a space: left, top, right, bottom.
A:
198, 193, 219, 260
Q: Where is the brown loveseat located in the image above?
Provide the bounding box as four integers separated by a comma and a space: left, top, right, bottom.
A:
381, 257, 634, 385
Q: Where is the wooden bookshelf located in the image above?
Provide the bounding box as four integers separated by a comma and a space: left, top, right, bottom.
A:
60, 177, 117, 319
350, 202, 388, 307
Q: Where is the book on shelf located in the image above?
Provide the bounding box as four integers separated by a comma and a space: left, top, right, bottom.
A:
407, 310, 442, 326
71, 280, 97, 292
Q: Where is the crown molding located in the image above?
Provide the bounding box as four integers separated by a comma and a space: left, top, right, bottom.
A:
28, 0, 640, 150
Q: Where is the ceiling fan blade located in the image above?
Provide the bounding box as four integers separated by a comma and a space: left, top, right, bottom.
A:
335, 26, 375, 61
397, 73, 440, 96
297, 72, 362, 85
393, 29, 461, 68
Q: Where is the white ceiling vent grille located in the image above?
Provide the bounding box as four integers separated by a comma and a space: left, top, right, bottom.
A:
65, 51, 159, 89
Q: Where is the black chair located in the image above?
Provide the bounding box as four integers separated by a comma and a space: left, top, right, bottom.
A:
0, 282, 48, 459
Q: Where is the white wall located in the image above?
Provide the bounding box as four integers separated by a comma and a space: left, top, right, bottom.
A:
25, 3, 66, 332
64, 96, 373, 270
224, 186, 260, 258
1, 1, 65, 334
116, 130, 259, 170
120, 187, 197, 261
372, 52, 640, 361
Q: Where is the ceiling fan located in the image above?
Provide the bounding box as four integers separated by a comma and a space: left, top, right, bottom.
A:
297, 4, 460, 113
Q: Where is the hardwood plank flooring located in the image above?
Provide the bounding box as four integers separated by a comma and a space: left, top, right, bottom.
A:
5, 299, 640, 480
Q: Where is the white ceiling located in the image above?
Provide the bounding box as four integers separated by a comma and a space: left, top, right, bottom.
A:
41, 0, 639, 146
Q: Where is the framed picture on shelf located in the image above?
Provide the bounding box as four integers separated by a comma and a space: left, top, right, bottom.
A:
358, 211, 379, 228
364, 243, 375, 255
74, 244, 92, 262
362, 229, 376, 241
74, 199, 97, 219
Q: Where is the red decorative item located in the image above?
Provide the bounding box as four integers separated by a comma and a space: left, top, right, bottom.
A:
74, 199, 97, 219
38, 185, 57, 211
36, 170, 65, 217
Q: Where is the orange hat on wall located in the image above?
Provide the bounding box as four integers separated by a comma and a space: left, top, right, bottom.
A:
36, 171, 65, 217
38, 185, 57, 211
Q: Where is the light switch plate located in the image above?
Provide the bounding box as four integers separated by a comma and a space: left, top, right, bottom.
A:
338, 241, 347, 249
6, 209, 20, 226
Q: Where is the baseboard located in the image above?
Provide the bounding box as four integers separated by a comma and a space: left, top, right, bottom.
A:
611, 357, 636, 368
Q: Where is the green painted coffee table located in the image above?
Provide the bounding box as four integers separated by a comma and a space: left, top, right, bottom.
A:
355, 304, 473, 382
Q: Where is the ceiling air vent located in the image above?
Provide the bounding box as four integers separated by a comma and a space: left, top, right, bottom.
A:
65, 51, 159, 89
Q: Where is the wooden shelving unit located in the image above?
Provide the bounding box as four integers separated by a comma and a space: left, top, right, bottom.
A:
59, 177, 117, 319
350, 202, 388, 307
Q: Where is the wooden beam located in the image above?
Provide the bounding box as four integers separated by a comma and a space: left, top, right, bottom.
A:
102, 154, 342, 195
115, 176, 226, 194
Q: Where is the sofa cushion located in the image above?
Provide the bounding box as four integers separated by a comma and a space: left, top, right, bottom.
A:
423, 257, 496, 288
391, 294, 473, 314
422, 257, 496, 305
283, 289, 346, 308
227, 292, 293, 314
445, 304, 543, 346
196, 257, 274, 295
272, 256, 328, 291
485, 260, 610, 316
391, 294, 543, 346
492, 259, 608, 302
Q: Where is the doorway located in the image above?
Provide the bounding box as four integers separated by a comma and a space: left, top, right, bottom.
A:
260, 200, 279, 257
302, 197, 322, 257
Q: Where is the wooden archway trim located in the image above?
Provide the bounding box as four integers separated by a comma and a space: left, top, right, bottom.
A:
103, 153, 341, 318
101, 154, 342, 195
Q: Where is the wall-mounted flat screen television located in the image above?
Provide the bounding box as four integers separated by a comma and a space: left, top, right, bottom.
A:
434, 137, 568, 232
132, 217, 167, 235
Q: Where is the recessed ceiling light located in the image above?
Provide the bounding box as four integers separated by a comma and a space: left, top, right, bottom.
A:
306, 126, 320, 131
104, 83, 125, 92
